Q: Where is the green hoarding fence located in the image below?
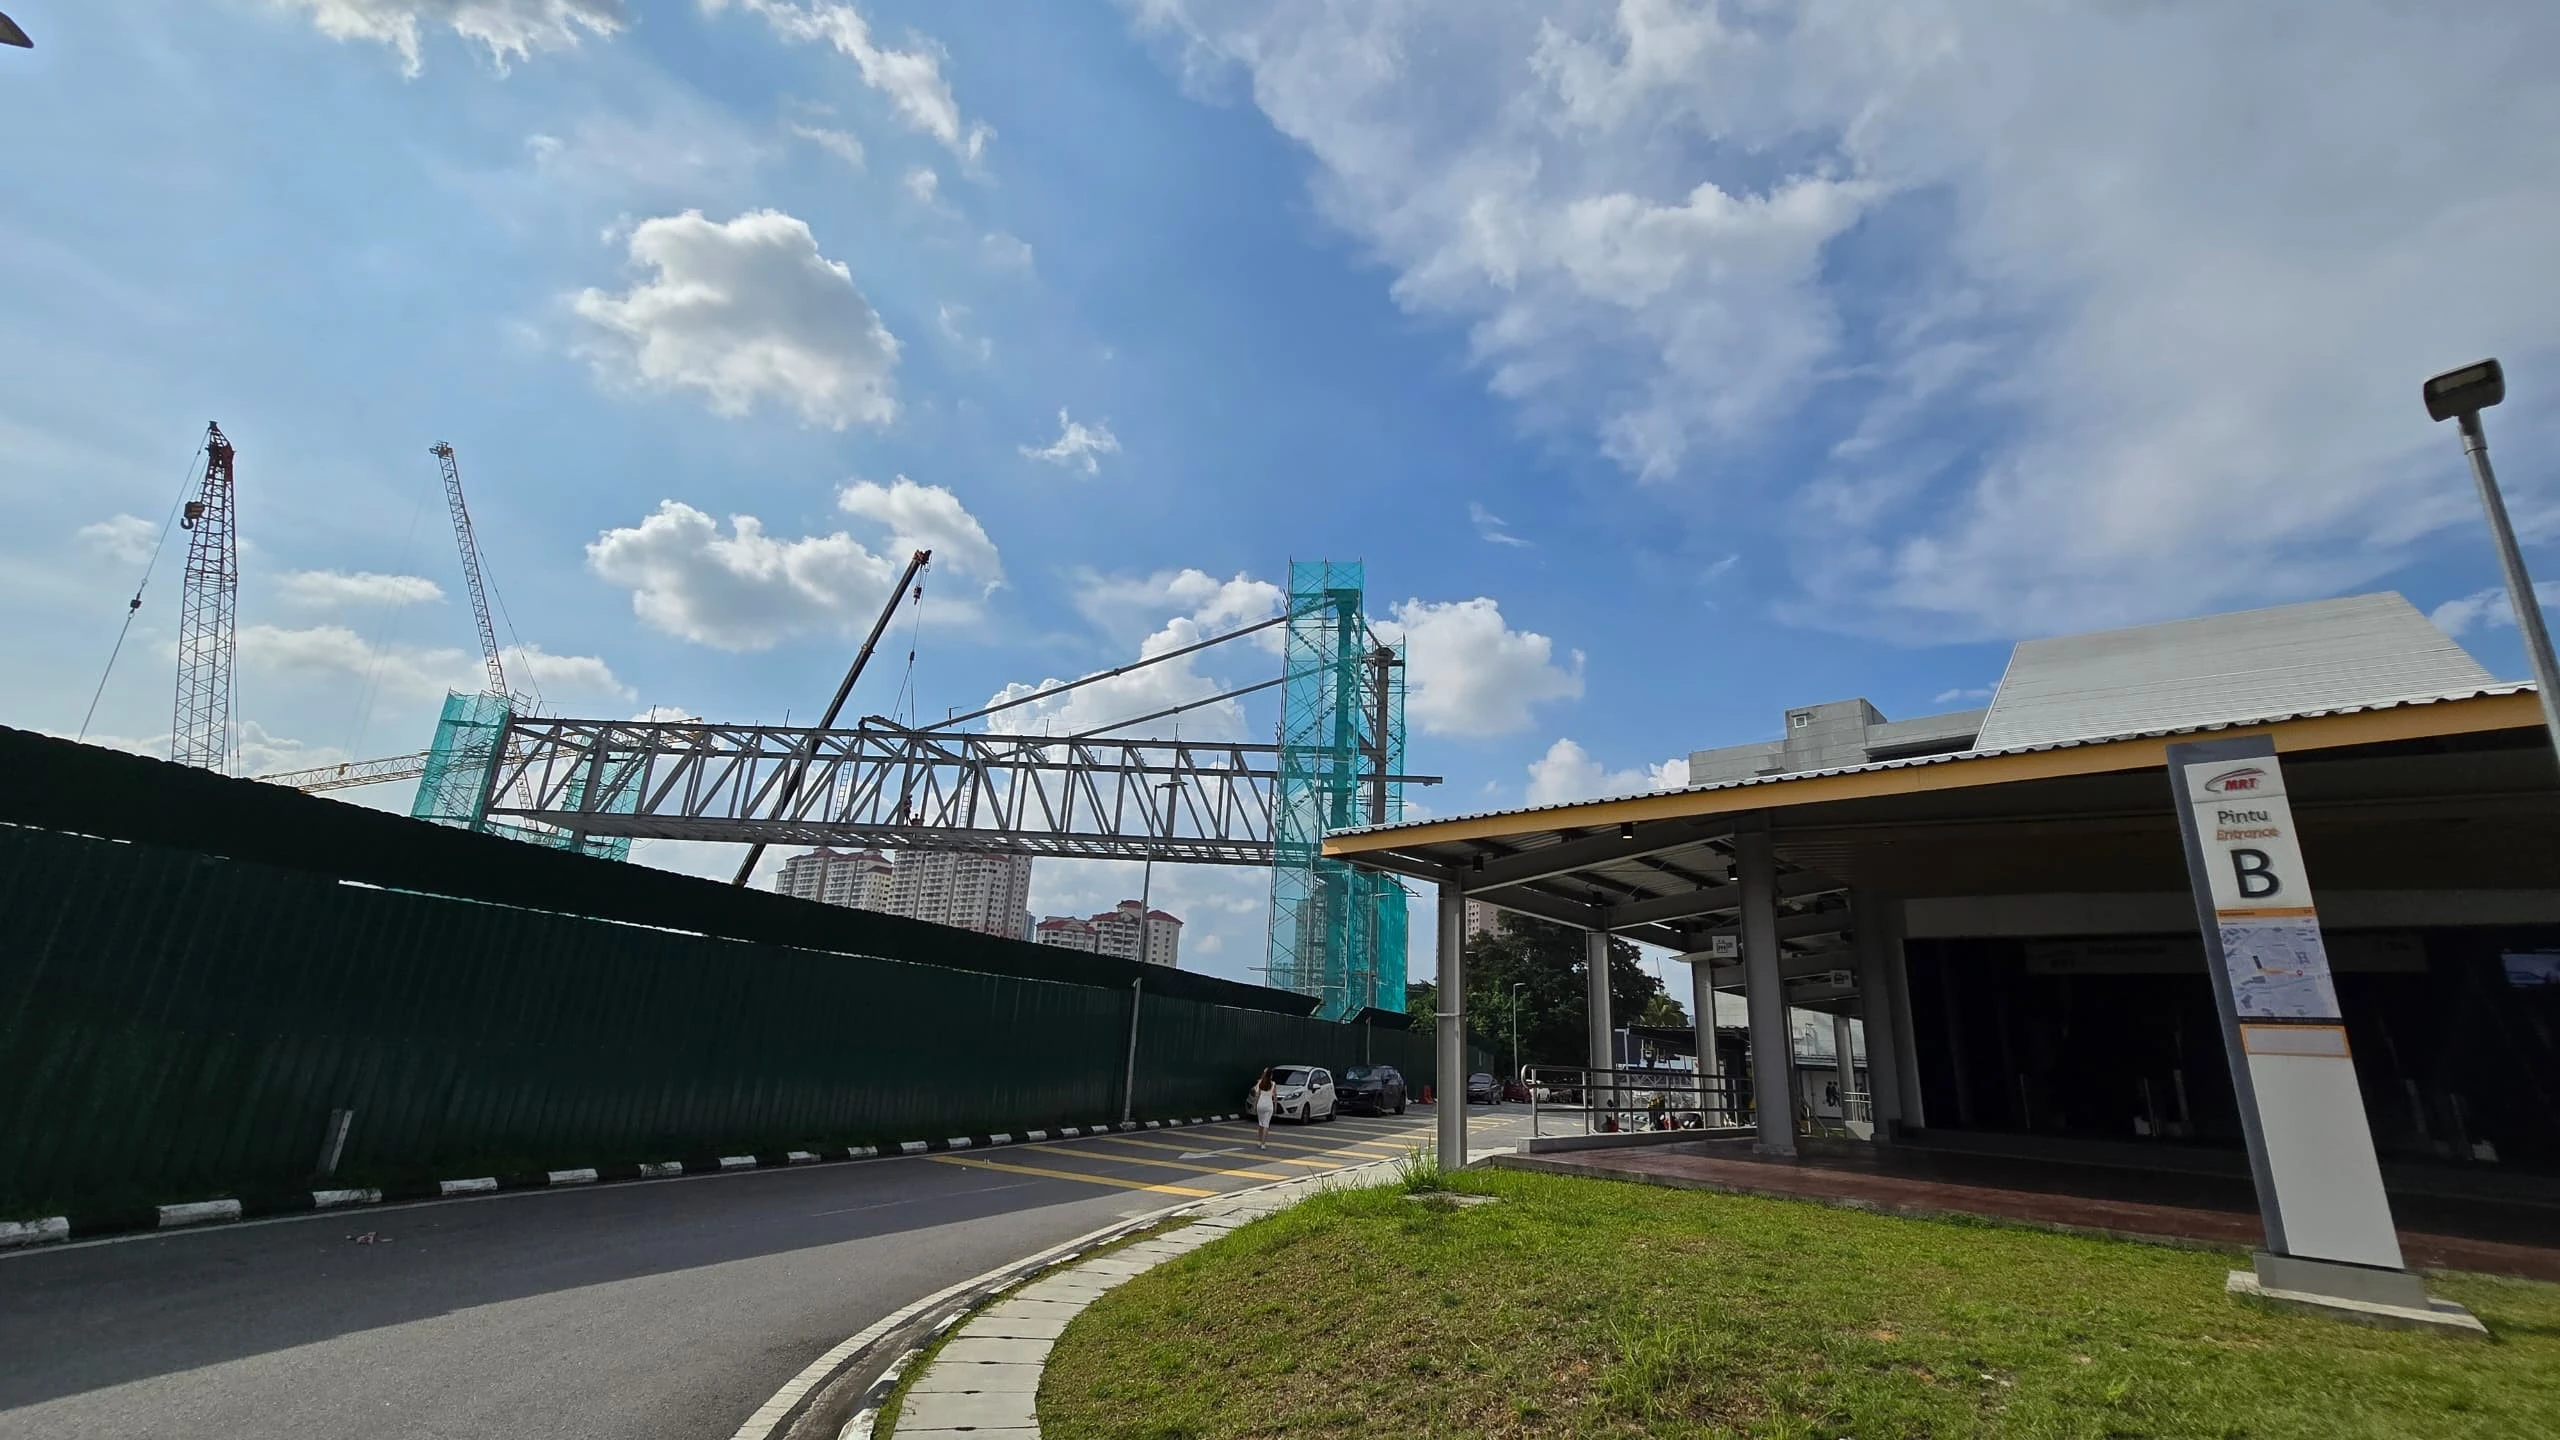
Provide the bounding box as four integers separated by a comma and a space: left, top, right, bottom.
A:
0, 729, 1469, 1217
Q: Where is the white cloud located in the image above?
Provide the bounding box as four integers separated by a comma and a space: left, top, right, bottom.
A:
903, 166, 941, 205
1524, 738, 1685, 807
571, 209, 899, 429
1072, 568, 1287, 653
276, 0, 623, 76
983, 570, 1288, 741
982, 232, 1035, 270
786, 120, 865, 170
278, 569, 446, 609
1931, 685, 1994, 705
586, 479, 998, 651
1373, 597, 1581, 738
936, 302, 992, 362
77, 514, 157, 567
1468, 502, 1530, 548
236, 624, 632, 704
2431, 582, 2560, 638
705, 0, 992, 163
1019, 408, 1122, 475
1132, 1, 2560, 638
837, 477, 1003, 586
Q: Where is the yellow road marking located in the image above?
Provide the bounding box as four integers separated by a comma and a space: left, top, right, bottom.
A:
1029, 1146, 1294, 1183
1084, 1134, 1343, 1170
928, 1153, 1214, 1197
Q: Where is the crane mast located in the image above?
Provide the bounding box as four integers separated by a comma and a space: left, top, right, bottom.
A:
171, 423, 238, 772
430, 442, 509, 698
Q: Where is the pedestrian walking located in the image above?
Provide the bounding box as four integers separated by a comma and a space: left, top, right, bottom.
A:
1252, 1068, 1277, 1148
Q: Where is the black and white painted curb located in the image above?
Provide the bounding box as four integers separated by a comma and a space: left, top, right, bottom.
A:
0, 1114, 1250, 1253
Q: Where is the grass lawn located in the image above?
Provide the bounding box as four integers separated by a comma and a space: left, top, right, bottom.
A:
1038, 1168, 2560, 1439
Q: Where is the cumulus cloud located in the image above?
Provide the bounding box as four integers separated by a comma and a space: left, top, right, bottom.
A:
1373, 597, 1582, 738
704, 0, 992, 162
981, 570, 1290, 741
278, 570, 446, 609
236, 624, 632, 703
1132, 1, 2560, 638
981, 232, 1035, 270
903, 166, 942, 206
276, 0, 623, 76
77, 514, 158, 567
1524, 738, 1687, 807
1019, 408, 1122, 475
1072, 568, 1287, 654
937, 302, 991, 362
2431, 582, 2560, 638
586, 479, 998, 651
572, 209, 899, 429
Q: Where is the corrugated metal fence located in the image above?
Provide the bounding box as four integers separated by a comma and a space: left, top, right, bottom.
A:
0, 730, 1453, 1216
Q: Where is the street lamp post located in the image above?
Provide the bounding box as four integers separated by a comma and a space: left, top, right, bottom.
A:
1510, 982, 1526, 1086
2425, 358, 2560, 761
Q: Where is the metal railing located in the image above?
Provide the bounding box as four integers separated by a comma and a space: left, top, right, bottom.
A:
1521, 1065, 1751, 1140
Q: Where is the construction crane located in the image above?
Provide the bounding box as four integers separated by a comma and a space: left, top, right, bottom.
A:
429, 442, 511, 700
732, 548, 932, 885
171, 423, 238, 773
254, 751, 432, 794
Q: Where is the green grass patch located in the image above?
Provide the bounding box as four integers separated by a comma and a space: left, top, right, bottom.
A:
1037, 1169, 2560, 1439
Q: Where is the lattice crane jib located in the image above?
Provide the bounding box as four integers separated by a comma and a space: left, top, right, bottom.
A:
171, 423, 238, 773
430, 442, 508, 699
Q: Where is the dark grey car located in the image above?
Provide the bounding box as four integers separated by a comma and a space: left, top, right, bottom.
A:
1337, 1064, 1407, 1115
1466, 1071, 1501, 1104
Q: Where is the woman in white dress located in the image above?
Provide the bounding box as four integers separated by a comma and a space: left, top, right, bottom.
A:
1252, 1068, 1277, 1148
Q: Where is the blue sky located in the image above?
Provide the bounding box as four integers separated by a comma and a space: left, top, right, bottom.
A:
5, 1, 2558, 989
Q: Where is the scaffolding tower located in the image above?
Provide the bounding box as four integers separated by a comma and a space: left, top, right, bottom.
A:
1262, 561, 1409, 1020
411, 689, 634, 861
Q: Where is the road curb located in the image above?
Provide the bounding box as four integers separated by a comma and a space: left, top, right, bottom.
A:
0, 1113, 1256, 1254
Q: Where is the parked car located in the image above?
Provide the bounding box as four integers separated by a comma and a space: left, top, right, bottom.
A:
1266, 1064, 1338, 1123
1503, 1079, 1532, 1103
1336, 1064, 1407, 1115
1466, 1071, 1501, 1104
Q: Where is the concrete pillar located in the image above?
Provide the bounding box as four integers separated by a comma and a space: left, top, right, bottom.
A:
1851, 889, 1904, 1138
1689, 957, 1722, 1123
1832, 1012, 1859, 1132
1585, 926, 1614, 1119
1737, 820, 1797, 1156
1879, 897, 1925, 1130
1436, 878, 1467, 1169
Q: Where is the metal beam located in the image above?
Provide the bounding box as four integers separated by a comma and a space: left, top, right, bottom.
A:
1591, 869, 1844, 929
254, 750, 431, 793
1456, 817, 1735, 894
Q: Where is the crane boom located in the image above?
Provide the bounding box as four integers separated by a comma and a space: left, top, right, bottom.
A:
255, 750, 432, 793
430, 442, 508, 697
171, 423, 239, 772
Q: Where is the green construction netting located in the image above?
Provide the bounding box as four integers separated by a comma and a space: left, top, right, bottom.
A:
1262, 561, 1409, 1021
412, 690, 632, 862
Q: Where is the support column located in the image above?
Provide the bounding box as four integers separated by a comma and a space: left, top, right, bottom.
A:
1832, 1012, 1859, 1132
1880, 897, 1925, 1130
1436, 878, 1467, 1170
1585, 925, 1614, 1121
1851, 889, 1904, 1138
1689, 957, 1722, 1124
1737, 819, 1797, 1156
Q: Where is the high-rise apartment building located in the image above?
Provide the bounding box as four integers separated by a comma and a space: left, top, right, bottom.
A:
888, 850, 1036, 940
775, 848, 895, 911
1033, 900, 1182, 966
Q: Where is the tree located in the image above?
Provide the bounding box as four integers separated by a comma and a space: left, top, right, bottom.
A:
1635, 991, 1690, 1029
1457, 914, 1666, 1072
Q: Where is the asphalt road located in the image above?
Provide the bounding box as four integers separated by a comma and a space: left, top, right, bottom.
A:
0, 1106, 1530, 1440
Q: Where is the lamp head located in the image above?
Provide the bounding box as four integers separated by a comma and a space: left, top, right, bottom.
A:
2424, 358, 2504, 423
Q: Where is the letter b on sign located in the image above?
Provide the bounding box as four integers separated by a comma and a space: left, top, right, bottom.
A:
2231, 848, 2281, 900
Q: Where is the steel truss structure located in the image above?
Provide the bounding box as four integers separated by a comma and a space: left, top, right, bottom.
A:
171, 424, 238, 773
479, 718, 1437, 865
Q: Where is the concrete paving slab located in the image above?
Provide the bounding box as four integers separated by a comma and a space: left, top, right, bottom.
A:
934, 1335, 1054, 1366
898, 1386, 1038, 1430
908, 1361, 1045, 1394
960, 1308, 1077, 1341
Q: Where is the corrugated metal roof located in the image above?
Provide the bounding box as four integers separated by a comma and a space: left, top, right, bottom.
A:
1974, 593, 2493, 751
1335, 680, 2536, 841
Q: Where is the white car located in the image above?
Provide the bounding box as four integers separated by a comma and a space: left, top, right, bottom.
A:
1266, 1065, 1337, 1123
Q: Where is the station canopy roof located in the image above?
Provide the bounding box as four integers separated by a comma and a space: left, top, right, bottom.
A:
1324, 594, 2550, 961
